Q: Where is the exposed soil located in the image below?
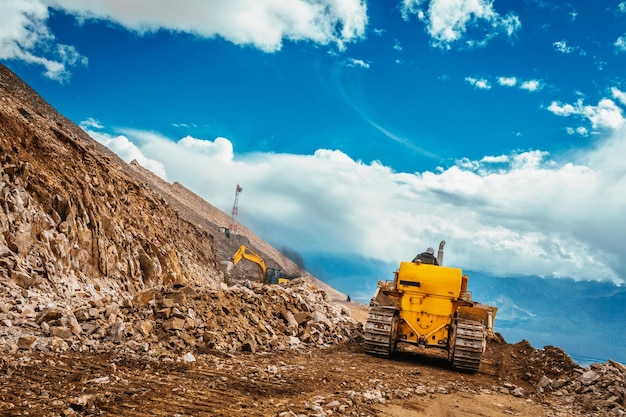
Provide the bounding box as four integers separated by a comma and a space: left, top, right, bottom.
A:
0, 339, 564, 417
0, 299, 589, 417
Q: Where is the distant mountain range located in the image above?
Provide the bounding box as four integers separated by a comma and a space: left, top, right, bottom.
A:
469, 272, 626, 365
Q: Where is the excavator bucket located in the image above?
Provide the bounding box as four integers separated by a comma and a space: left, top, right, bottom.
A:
220, 261, 234, 274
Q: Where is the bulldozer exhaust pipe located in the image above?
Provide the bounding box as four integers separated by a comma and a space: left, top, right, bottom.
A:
437, 240, 446, 266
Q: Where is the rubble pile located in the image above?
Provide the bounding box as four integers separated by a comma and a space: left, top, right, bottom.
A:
485, 340, 626, 416
538, 359, 626, 416
0, 272, 361, 358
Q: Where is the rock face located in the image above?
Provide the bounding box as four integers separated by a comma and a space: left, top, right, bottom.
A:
0, 65, 221, 293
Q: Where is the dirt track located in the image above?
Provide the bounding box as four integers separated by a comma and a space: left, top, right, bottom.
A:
0, 338, 580, 417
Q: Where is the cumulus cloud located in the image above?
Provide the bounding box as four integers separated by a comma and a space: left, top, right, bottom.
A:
613, 87, 626, 106
615, 35, 626, 52
497, 76, 517, 87
548, 91, 626, 131
0, 1, 87, 81
477, 75, 541, 92
177, 135, 234, 162
553, 40, 585, 56
345, 58, 370, 69
49, 0, 367, 52
553, 40, 574, 54
401, 0, 521, 49
86, 119, 626, 285
1, 0, 367, 78
520, 79, 542, 92
465, 76, 491, 89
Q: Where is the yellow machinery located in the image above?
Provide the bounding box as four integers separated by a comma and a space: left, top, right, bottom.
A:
364, 241, 497, 372
227, 245, 292, 284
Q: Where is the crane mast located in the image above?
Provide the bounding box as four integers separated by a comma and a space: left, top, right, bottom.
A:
229, 183, 242, 234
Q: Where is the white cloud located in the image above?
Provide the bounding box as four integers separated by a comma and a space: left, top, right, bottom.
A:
0, 0, 87, 81
565, 126, 591, 137
497, 76, 517, 87
481, 154, 509, 164
88, 121, 626, 285
177, 135, 234, 162
585, 99, 625, 130
576, 126, 589, 136
0, 0, 367, 78
483, 76, 541, 91
401, 0, 521, 49
465, 76, 491, 89
49, 0, 367, 52
612, 87, 626, 106
80, 117, 104, 129
553, 40, 574, 54
548, 94, 625, 131
520, 79, 542, 92
548, 101, 577, 117
345, 58, 370, 69
373, 28, 385, 36
615, 35, 626, 52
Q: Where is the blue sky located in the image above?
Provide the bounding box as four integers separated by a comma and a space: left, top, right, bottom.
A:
3, 2, 626, 311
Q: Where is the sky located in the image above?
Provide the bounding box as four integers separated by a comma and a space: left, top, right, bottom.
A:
2, 1, 626, 305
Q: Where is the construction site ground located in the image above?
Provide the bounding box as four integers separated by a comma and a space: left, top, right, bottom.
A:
0, 302, 582, 417
0, 340, 556, 417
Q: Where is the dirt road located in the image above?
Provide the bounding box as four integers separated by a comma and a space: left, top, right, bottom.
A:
0, 339, 580, 417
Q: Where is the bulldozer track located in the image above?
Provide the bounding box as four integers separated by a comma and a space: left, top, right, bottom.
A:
363, 307, 398, 356
451, 319, 485, 372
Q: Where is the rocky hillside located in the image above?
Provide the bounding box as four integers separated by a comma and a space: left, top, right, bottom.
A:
0, 62, 356, 357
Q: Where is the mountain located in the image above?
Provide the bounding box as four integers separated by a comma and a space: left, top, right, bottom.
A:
467, 272, 626, 364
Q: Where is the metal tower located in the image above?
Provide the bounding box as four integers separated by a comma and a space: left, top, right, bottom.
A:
229, 183, 242, 234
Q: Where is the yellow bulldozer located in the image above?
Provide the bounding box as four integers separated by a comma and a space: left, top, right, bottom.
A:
364, 241, 497, 372
223, 245, 295, 285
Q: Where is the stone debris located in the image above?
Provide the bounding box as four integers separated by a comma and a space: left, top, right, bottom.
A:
484, 342, 626, 417
0, 271, 361, 359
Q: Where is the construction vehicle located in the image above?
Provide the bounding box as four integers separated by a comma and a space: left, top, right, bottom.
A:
363, 241, 497, 372
224, 245, 293, 284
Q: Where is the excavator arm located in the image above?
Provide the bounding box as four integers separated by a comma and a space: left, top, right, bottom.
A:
230, 245, 267, 283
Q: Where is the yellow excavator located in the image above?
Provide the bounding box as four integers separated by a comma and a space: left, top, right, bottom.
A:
364, 241, 497, 372
225, 245, 293, 284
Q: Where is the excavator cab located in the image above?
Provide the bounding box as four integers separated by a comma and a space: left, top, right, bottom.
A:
263, 268, 282, 284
